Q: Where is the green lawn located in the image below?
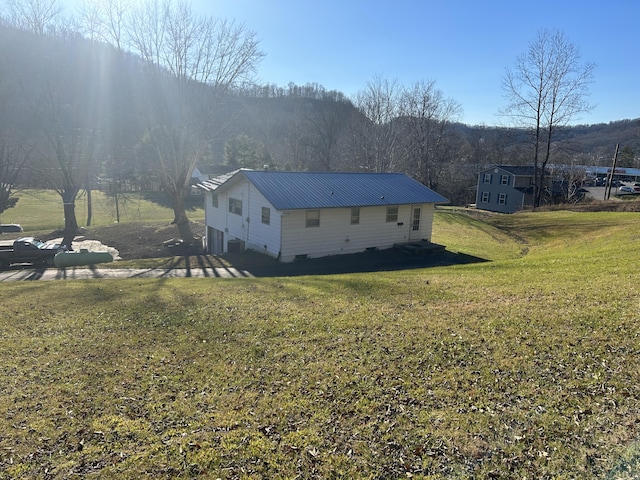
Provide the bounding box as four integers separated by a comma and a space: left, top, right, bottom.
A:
1, 189, 202, 231
1, 209, 640, 478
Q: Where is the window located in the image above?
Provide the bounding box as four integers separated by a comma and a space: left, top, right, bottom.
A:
481, 192, 490, 203
229, 197, 242, 215
261, 207, 270, 225
501, 175, 509, 185
211, 193, 218, 208
350, 207, 360, 225
483, 173, 492, 184
386, 206, 398, 223
306, 210, 320, 228
498, 193, 507, 205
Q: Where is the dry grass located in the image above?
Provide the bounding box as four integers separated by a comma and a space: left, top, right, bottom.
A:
1, 210, 640, 478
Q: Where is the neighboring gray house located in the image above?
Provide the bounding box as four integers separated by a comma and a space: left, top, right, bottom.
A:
476, 165, 543, 213
198, 169, 449, 262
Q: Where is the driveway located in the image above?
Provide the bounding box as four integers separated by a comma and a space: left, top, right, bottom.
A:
0, 264, 253, 281
0, 248, 486, 282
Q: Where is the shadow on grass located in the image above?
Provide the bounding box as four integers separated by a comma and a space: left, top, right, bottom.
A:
223, 248, 488, 278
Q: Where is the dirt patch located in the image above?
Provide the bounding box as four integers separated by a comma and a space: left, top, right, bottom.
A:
81, 221, 206, 260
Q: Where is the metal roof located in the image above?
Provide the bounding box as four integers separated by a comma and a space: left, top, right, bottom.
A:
212, 170, 449, 210
480, 165, 543, 176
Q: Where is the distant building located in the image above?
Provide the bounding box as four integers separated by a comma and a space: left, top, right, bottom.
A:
475, 166, 544, 213
198, 169, 449, 262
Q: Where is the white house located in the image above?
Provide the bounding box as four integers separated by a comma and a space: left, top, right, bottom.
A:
198, 169, 449, 262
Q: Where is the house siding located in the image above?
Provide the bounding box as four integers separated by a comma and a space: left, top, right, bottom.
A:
204, 179, 281, 256
279, 204, 435, 262
476, 167, 527, 213
201, 170, 444, 262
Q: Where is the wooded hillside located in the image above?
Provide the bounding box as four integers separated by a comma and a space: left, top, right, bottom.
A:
1, 22, 638, 210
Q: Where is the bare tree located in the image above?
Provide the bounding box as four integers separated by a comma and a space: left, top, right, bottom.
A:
353, 75, 401, 172
502, 29, 595, 207
0, 130, 32, 216
398, 80, 462, 190
3, 0, 62, 35
73, 0, 127, 48
125, 0, 263, 244
29, 86, 97, 248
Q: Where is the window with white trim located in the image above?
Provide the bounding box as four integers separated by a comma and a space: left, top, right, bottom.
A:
386, 206, 398, 222
481, 192, 490, 203
229, 198, 242, 215
501, 175, 509, 185
483, 173, 492, 184
350, 207, 360, 225
498, 193, 507, 205
305, 210, 320, 228
261, 207, 270, 224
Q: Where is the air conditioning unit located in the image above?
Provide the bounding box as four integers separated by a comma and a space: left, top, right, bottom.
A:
227, 239, 245, 254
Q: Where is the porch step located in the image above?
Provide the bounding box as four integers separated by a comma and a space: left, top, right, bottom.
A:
394, 240, 446, 255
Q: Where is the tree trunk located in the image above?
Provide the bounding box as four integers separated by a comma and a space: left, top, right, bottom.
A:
61, 187, 80, 250
171, 191, 195, 245
86, 189, 92, 226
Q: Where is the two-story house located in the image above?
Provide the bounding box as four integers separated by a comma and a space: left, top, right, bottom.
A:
476, 166, 544, 213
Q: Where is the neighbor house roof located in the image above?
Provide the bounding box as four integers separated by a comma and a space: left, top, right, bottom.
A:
199, 170, 449, 210
482, 165, 545, 176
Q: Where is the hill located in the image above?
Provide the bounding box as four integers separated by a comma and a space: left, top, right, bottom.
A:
0, 23, 638, 212
1, 210, 640, 478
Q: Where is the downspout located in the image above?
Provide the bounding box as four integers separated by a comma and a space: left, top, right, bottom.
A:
246, 183, 251, 244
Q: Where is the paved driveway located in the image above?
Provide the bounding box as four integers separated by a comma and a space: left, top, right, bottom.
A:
0, 265, 253, 281
0, 248, 485, 282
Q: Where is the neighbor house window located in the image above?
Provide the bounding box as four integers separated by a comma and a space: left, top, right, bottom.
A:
386, 206, 398, 223
351, 207, 360, 225
211, 193, 218, 208
501, 175, 509, 185
306, 210, 320, 228
261, 207, 270, 225
229, 197, 242, 215
481, 192, 490, 203
498, 193, 507, 205
483, 173, 492, 184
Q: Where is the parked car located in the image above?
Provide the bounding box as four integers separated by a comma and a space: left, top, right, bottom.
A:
616, 186, 635, 195
0, 237, 67, 269
0, 224, 22, 233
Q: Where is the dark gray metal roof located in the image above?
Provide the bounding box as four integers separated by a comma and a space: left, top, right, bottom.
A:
224, 170, 449, 210
482, 165, 546, 176
197, 169, 241, 192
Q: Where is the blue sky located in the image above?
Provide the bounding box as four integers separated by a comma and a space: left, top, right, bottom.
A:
65, 0, 639, 126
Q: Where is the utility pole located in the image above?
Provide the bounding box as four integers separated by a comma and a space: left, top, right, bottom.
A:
604, 143, 620, 200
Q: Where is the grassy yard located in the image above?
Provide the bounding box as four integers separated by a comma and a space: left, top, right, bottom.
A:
1, 209, 640, 478
0, 189, 203, 230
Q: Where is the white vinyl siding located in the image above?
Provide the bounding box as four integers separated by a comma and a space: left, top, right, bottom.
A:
205, 179, 281, 256
204, 175, 440, 262
279, 204, 435, 262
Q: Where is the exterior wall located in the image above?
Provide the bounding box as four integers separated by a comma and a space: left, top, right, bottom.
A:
476, 168, 525, 214
278, 204, 435, 262
203, 179, 281, 257
203, 177, 439, 262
